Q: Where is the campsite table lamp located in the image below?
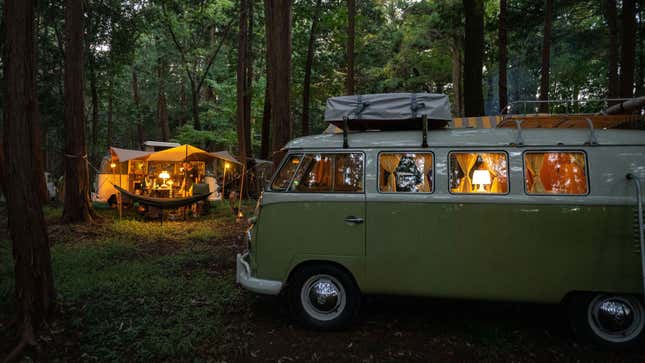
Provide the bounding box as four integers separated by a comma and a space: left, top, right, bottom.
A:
472, 169, 491, 193
159, 171, 170, 186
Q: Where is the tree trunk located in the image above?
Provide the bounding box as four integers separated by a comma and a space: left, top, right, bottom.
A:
462, 0, 484, 117
498, 0, 508, 112
180, 81, 188, 126
603, 0, 619, 99
62, 0, 96, 223
637, 3, 644, 97
261, 79, 271, 159
190, 80, 201, 130
450, 44, 463, 117
261, 0, 272, 160
301, 0, 321, 136
620, 0, 636, 98
538, 0, 553, 113
131, 68, 145, 148
89, 54, 99, 150
2, 1, 55, 358
345, 0, 355, 95
107, 78, 113, 147
266, 0, 292, 165
157, 55, 170, 141
237, 0, 252, 167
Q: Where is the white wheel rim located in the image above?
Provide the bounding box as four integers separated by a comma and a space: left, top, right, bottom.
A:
300, 274, 346, 321
587, 294, 645, 343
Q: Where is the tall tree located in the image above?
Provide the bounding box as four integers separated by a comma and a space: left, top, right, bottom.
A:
462, 0, 484, 116
237, 0, 252, 167
620, 0, 636, 98
260, 81, 271, 159
266, 0, 292, 164
131, 68, 145, 147
3, 0, 55, 360
346, 0, 356, 94
603, 0, 619, 99
538, 0, 553, 113
261, 0, 273, 160
301, 0, 322, 136
498, 0, 508, 111
62, 0, 96, 223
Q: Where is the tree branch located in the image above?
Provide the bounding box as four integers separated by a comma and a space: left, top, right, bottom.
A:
196, 15, 238, 92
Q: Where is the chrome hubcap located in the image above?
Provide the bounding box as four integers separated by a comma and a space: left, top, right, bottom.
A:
301, 274, 346, 321
588, 295, 644, 343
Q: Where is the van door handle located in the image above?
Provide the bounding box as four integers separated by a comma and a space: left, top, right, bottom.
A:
344, 216, 364, 224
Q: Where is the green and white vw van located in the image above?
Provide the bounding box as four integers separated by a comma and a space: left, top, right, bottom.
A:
237, 93, 645, 349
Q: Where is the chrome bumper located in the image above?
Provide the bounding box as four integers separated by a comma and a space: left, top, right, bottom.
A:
236, 252, 283, 295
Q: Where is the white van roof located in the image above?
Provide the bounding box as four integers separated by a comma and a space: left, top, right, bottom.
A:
284, 128, 645, 150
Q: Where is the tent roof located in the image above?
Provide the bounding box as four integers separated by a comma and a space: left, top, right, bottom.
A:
145, 144, 212, 162
110, 147, 152, 162
209, 150, 242, 164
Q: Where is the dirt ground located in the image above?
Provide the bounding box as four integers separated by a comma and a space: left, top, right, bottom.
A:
2, 204, 645, 362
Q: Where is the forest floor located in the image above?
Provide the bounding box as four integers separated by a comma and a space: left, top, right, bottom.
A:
1, 202, 644, 362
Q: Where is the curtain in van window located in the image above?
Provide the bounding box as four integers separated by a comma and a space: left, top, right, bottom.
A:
454, 153, 478, 193
380, 154, 402, 192
536, 152, 587, 194
481, 153, 506, 193
413, 154, 433, 192
524, 153, 546, 193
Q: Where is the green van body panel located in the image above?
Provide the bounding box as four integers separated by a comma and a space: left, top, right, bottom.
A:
254, 201, 365, 284
364, 202, 640, 303
252, 201, 640, 303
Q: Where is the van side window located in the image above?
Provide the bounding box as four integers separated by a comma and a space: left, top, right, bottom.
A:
524, 151, 588, 195
289, 153, 364, 193
379, 153, 433, 193
449, 152, 508, 194
291, 154, 333, 192
334, 153, 364, 192
271, 154, 302, 191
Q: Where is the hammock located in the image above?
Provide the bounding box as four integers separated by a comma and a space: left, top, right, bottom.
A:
113, 184, 211, 209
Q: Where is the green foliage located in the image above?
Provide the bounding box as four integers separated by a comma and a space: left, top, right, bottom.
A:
8, 0, 645, 177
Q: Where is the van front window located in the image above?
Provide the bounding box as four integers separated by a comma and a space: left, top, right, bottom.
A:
271, 154, 302, 191
286, 153, 364, 193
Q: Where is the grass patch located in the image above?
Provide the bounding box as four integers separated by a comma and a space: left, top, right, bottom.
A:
1, 203, 251, 361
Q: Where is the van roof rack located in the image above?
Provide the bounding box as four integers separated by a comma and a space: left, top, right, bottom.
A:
324, 93, 452, 148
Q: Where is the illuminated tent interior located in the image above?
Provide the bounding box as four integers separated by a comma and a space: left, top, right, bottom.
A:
97, 145, 242, 203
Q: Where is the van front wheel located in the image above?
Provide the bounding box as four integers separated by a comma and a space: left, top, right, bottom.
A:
288, 264, 360, 330
568, 292, 645, 349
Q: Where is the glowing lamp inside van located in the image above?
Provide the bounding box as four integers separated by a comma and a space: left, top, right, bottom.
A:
472, 170, 491, 193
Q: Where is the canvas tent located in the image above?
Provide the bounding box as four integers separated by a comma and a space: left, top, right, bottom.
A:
109, 147, 152, 162
97, 145, 246, 203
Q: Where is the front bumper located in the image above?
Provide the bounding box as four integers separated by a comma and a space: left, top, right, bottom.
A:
236, 252, 283, 295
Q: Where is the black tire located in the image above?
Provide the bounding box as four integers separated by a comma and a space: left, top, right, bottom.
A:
567, 292, 645, 350
287, 263, 361, 330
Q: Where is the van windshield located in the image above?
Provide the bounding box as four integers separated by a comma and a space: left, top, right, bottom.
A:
271, 154, 303, 191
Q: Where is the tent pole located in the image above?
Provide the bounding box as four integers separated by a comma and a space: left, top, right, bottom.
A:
237, 162, 246, 217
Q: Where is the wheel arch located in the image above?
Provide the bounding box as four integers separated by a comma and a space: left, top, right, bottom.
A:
286, 259, 362, 293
